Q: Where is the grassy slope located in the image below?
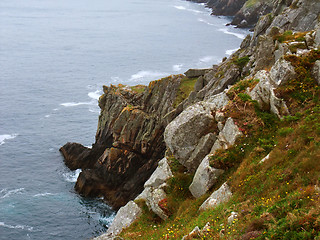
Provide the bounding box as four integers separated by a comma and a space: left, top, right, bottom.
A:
119, 48, 320, 239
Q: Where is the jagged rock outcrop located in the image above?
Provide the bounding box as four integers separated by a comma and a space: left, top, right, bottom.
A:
93, 201, 142, 240
61, 76, 185, 209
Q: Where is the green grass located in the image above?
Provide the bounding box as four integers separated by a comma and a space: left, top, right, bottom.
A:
173, 77, 198, 108
130, 85, 146, 94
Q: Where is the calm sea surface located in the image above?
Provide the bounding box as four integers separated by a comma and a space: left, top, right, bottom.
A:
0, 0, 248, 239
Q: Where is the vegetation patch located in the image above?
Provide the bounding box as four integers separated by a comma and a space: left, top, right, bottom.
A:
276, 49, 320, 114
129, 85, 146, 94
173, 77, 198, 108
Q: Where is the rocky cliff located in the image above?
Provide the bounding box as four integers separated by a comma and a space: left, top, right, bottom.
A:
60, 75, 201, 209
61, 0, 320, 239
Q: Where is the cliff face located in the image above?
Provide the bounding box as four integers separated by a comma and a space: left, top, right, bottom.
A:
60, 75, 198, 209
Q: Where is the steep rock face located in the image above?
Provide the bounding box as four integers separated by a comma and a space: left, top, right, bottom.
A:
61, 76, 184, 209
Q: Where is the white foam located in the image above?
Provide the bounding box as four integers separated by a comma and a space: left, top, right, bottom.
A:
89, 108, 100, 113
0, 222, 33, 231
174, 5, 186, 10
198, 18, 214, 26
0, 188, 24, 199
45, 114, 50, 118
219, 28, 245, 39
60, 102, 92, 107
53, 108, 59, 111
172, 64, 183, 71
63, 169, 82, 183
88, 90, 101, 100
129, 70, 168, 82
99, 213, 116, 227
0, 134, 18, 146
33, 192, 56, 197
173, 5, 202, 14
226, 48, 239, 56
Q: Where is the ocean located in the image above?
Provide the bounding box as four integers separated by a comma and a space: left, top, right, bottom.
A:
0, 0, 248, 239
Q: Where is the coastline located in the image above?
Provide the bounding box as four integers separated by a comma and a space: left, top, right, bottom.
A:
60, 0, 320, 239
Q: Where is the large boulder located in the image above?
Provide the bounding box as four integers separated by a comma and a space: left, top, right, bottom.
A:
164, 102, 216, 171
199, 182, 232, 211
94, 201, 142, 240
184, 133, 217, 172
189, 155, 224, 198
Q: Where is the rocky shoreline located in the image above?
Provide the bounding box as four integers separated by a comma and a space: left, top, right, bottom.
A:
60, 0, 320, 239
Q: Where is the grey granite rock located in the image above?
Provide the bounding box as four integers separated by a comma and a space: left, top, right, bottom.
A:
189, 155, 224, 198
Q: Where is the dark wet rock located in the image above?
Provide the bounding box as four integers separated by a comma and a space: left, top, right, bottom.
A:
60, 142, 95, 170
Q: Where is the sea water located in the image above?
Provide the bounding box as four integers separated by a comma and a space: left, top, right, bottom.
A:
0, 0, 248, 239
